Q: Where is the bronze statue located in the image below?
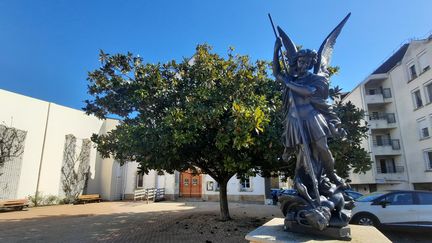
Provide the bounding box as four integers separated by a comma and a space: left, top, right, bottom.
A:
269, 13, 354, 238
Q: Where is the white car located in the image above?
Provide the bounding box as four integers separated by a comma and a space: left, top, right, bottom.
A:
351, 190, 432, 228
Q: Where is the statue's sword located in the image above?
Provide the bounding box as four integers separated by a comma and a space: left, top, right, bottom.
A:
268, 14, 321, 207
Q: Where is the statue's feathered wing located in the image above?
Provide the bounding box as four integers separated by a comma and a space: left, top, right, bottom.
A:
277, 26, 297, 65
314, 13, 351, 77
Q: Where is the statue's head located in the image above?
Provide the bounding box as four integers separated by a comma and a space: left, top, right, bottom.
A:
277, 13, 350, 77
291, 49, 317, 76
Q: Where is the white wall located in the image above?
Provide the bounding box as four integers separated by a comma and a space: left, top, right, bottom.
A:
391, 40, 432, 185
37, 103, 105, 196
164, 172, 178, 196
123, 162, 140, 195
0, 89, 120, 200
0, 89, 49, 199
377, 182, 410, 191
94, 119, 120, 200
122, 165, 178, 198
203, 174, 265, 196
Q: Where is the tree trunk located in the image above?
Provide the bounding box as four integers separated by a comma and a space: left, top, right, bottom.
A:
218, 180, 231, 221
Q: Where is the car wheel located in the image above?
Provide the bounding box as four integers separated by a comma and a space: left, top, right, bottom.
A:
352, 213, 380, 227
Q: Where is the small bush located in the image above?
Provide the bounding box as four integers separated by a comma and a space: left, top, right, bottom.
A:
28, 192, 62, 207
44, 195, 60, 205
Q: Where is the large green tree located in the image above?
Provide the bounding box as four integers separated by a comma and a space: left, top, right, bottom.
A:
84, 45, 284, 220
330, 99, 372, 178
84, 44, 372, 220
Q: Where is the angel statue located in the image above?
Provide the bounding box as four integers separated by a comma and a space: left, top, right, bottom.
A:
271, 13, 354, 237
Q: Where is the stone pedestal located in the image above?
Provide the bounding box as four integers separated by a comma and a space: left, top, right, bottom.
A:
284, 220, 351, 240
245, 218, 391, 243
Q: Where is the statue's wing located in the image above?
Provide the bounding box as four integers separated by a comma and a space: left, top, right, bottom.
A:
277, 26, 297, 64
314, 13, 351, 76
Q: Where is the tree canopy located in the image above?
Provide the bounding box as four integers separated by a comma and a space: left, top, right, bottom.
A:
85, 45, 285, 220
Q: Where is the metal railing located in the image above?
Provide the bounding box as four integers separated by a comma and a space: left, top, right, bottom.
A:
369, 113, 396, 123
134, 188, 165, 203
376, 165, 405, 174
366, 88, 392, 98
372, 139, 400, 150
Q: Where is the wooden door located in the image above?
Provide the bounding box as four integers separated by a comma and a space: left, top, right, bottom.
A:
180, 171, 201, 198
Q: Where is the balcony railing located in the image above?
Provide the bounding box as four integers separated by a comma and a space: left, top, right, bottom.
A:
372, 139, 400, 150
366, 88, 392, 98
369, 113, 396, 123
376, 165, 405, 174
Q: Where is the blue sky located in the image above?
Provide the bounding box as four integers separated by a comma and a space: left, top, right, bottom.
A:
1, 0, 431, 110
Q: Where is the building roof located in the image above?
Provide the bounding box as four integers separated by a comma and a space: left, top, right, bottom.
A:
372, 44, 409, 74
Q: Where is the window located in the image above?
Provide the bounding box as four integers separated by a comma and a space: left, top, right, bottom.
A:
368, 89, 376, 95
418, 192, 432, 205
376, 135, 383, 146
424, 150, 432, 170
385, 192, 414, 205
412, 90, 423, 109
387, 113, 396, 123
418, 52, 430, 73
239, 177, 252, 191
375, 134, 390, 145
422, 128, 430, 138
391, 139, 400, 150
214, 182, 220, 191
409, 65, 418, 80
425, 82, 432, 103
136, 173, 144, 188
382, 88, 392, 98
417, 118, 430, 139
206, 181, 214, 191
379, 158, 396, 173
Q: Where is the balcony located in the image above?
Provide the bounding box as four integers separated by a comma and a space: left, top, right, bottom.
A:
372, 139, 402, 156
376, 165, 404, 174
368, 113, 397, 129
365, 88, 392, 105
376, 166, 406, 182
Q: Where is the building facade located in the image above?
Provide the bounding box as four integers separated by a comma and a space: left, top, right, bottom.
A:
0, 88, 270, 203
343, 36, 432, 193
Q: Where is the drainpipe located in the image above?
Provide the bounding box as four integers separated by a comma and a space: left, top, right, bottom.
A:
121, 163, 128, 200
34, 103, 51, 206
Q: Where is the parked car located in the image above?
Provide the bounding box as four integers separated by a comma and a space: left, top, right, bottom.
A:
351, 190, 432, 228
344, 190, 363, 200
271, 188, 297, 205
272, 188, 360, 206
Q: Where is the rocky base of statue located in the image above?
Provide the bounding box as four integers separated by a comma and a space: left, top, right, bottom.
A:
278, 177, 355, 240
284, 217, 351, 241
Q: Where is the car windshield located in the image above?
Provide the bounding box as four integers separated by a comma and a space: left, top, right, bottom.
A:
346, 191, 362, 199
356, 191, 386, 202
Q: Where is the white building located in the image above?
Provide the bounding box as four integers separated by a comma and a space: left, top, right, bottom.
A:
343, 36, 432, 194
0, 88, 271, 203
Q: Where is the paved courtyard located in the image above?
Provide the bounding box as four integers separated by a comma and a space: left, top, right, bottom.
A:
0, 201, 431, 242
0, 201, 282, 243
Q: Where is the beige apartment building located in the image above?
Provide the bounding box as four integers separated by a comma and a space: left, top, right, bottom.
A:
343, 36, 432, 194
